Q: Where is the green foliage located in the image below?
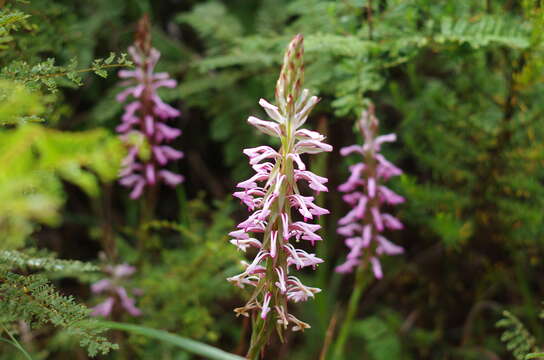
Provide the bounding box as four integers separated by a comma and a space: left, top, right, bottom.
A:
172, 0, 543, 282
517, 0, 544, 86
96, 321, 245, 360
0, 3, 129, 358
173, 0, 534, 185
1, 0, 544, 359
0, 92, 122, 356
0, 247, 106, 357
0, 118, 122, 356
0, 123, 123, 250
172, 1, 544, 358
0, 249, 98, 274
1, 53, 132, 93
433, 15, 530, 49
127, 197, 242, 357
0, 270, 117, 356
351, 315, 402, 360
0, 4, 131, 93
0, 80, 44, 125
497, 311, 538, 360
0, 6, 31, 50
176, 2, 243, 53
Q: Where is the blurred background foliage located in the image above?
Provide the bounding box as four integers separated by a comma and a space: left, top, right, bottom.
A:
1, 0, 544, 359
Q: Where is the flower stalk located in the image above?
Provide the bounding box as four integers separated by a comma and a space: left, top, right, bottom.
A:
335, 104, 404, 277
227, 34, 332, 359
116, 15, 184, 201
115, 16, 183, 254
332, 105, 404, 357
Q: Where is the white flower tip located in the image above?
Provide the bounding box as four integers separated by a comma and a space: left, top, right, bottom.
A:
247, 116, 258, 124
258, 98, 276, 109
309, 95, 320, 104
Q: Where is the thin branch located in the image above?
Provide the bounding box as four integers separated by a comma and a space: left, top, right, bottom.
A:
3, 63, 129, 83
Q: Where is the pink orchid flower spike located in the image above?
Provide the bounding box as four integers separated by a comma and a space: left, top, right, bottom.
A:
336, 104, 404, 278
117, 17, 183, 199
227, 34, 332, 359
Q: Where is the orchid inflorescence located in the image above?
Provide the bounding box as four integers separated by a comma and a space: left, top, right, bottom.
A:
336, 104, 404, 278
227, 34, 332, 346
116, 19, 183, 199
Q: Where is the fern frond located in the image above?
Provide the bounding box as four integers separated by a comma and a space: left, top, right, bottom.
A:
1, 53, 132, 93
305, 34, 378, 57
176, 2, 242, 51
497, 310, 538, 360
0, 271, 117, 356
434, 15, 530, 49
0, 249, 98, 273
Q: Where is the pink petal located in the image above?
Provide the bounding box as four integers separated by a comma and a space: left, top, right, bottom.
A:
370, 257, 383, 279
90, 297, 115, 317
340, 145, 364, 156
113, 264, 136, 278
91, 279, 111, 294
371, 207, 384, 231
145, 163, 156, 185
259, 98, 283, 123
248, 116, 282, 137
158, 170, 184, 186
116, 287, 142, 317
129, 179, 145, 199
156, 123, 181, 141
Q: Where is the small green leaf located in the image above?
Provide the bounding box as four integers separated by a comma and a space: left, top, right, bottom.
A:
94, 69, 108, 78
104, 52, 116, 65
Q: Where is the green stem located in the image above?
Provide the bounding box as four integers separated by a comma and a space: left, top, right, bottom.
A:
1, 325, 33, 360
331, 264, 369, 359
137, 185, 157, 259
367, 0, 373, 40
246, 315, 271, 360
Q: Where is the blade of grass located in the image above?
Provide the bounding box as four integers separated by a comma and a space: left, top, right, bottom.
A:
1, 325, 33, 360
95, 321, 245, 360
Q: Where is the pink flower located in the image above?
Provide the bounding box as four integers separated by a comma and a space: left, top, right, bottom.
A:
117, 27, 183, 199
336, 105, 404, 279
228, 34, 331, 342
90, 264, 142, 318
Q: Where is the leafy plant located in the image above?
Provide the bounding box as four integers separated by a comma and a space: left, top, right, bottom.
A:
497, 311, 540, 360
0, 3, 128, 357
